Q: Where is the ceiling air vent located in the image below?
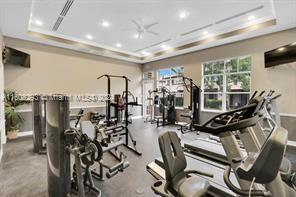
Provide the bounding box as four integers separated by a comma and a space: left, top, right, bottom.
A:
180, 24, 213, 36
52, 0, 75, 31
215, 5, 264, 24
52, 17, 64, 31
143, 71, 154, 80
60, 0, 74, 16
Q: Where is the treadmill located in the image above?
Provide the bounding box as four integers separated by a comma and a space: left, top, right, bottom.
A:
147, 102, 265, 196
184, 91, 279, 164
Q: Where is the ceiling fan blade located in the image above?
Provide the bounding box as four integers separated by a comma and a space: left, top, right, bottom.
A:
144, 22, 158, 29
147, 30, 159, 35
132, 19, 141, 29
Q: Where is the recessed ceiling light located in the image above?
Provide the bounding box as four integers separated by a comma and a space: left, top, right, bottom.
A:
248, 15, 255, 21
141, 51, 150, 56
101, 20, 111, 28
161, 44, 170, 50
178, 10, 189, 19
34, 20, 44, 26
85, 34, 93, 40
116, 43, 122, 48
277, 47, 286, 52
203, 31, 208, 35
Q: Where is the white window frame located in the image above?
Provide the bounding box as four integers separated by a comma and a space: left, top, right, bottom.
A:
201, 56, 251, 112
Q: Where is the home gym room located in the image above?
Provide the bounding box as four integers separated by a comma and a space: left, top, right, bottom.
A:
0, 0, 296, 196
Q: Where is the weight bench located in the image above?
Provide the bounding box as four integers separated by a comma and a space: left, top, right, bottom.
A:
176, 121, 189, 134
155, 116, 163, 127
179, 112, 199, 134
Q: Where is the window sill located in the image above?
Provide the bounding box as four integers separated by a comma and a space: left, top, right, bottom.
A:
155, 106, 184, 110
201, 109, 223, 113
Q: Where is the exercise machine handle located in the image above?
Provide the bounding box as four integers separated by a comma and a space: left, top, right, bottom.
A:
250, 90, 258, 100
271, 94, 281, 101
223, 166, 271, 196
259, 90, 266, 96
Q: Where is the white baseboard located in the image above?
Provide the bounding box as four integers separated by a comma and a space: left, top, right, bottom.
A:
17, 131, 33, 137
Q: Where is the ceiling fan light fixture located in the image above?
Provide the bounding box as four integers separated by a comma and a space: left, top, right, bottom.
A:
133, 33, 142, 39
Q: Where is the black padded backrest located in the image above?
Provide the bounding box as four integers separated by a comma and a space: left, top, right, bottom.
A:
158, 132, 186, 182
80, 121, 96, 140
237, 126, 288, 183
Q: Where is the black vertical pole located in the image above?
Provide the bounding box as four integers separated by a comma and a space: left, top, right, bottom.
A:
162, 88, 165, 126
190, 79, 193, 110
107, 76, 111, 125
125, 77, 129, 145
197, 87, 201, 124
32, 95, 43, 153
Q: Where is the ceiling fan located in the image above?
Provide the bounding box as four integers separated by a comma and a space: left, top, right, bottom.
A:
121, 18, 159, 39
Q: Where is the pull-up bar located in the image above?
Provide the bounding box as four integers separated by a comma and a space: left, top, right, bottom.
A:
97, 74, 141, 156
97, 74, 131, 81
182, 76, 199, 88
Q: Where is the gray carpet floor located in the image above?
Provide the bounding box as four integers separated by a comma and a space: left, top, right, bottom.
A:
0, 119, 295, 197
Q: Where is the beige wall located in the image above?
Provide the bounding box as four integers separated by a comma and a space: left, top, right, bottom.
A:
143, 28, 296, 115
4, 37, 143, 109
0, 29, 4, 156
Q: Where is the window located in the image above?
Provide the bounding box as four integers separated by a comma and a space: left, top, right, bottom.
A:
157, 67, 184, 107
202, 56, 251, 111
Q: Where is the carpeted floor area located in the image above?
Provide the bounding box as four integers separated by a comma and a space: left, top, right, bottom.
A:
0, 119, 295, 197
0, 120, 190, 197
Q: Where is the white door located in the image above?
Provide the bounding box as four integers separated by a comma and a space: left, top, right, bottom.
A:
143, 80, 154, 118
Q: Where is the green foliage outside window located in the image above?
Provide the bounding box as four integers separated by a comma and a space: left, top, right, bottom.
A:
202, 56, 251, 111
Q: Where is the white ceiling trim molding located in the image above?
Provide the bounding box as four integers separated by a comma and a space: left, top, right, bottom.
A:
28, 18, 277, 63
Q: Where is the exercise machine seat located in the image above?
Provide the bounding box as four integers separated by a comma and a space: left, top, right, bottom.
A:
236, 126, 288, 184
159, 131, 209, 196
80, 121, 96, 140
178, 176, 209, 197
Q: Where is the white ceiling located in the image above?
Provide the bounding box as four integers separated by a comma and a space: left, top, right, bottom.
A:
0, 0, 295, 63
